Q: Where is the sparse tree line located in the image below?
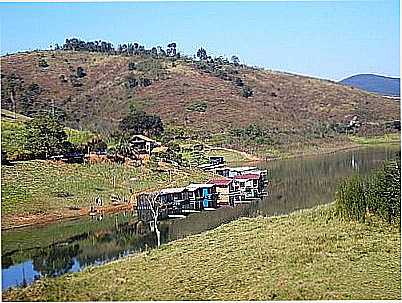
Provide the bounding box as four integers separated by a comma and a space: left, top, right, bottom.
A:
57, 38, 179, 59
194, 47, 253, 98
56, 38, 252, 97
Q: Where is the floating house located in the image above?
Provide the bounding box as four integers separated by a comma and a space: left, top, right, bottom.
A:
207, 179, 238, 205
228, 166, 258, 178
159, 187, 190, 216
136, 192, 169, 222
186, 183, 218, 210
233, 173, 265, 200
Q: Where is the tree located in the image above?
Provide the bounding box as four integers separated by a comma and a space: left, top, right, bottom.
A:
167, 42, 177, 57
231, 55, 240, 65
119, 109, 164, 137
196, 47, 207, 60
143, 192, 162, 247
76, 67, 86, 78
242, 86, 253, 98
24, 114, 68, 159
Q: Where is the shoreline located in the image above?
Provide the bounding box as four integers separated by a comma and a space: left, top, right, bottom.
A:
2, 140, 399, 231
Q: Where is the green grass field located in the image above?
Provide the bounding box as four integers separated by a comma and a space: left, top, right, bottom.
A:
3, 204, 400, 301
1, 109, 98, 160
349, 133, 401, 145
1, 160, 209, 224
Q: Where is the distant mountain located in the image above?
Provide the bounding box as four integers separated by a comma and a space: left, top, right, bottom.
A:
340, 74, 400, 97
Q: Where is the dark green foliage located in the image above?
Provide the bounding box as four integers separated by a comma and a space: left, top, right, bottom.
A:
230, 124, 273, 145
242, 86, 253, 98
119, 109, 164, 137
336, 175, 367, 222
234, 77, 244, 87
167, 42, 177, 57
186, 101, 208, 112
366, 161, 401, 224
128, 62, 136, 71
231, 55, 240, 65
196, 47, 207, 60
76, 67, 86, 78
1, 151, 10, 165
38, 58, 49, 68
336, 160, 401, 224
24, 114, 69, 159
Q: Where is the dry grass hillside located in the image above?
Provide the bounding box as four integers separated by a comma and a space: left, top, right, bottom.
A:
1, 50, 399, 142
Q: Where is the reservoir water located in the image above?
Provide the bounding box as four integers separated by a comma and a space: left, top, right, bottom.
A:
2, 145, 400, 290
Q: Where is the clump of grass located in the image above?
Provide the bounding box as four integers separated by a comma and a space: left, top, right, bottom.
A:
366, 161, 400, 224
186, 101, 208, 112
335, 160, 401, 224
336, 175, 366, 222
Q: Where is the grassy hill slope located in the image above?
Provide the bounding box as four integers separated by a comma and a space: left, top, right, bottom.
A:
1, 50, 399, 145
3, 205, 400, 301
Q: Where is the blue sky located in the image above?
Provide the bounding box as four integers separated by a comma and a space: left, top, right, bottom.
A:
0, 1, 399, 80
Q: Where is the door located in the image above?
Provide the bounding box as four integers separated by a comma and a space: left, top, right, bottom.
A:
202, 188, 209, 208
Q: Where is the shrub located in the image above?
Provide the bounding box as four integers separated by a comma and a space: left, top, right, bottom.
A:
186, 101, 208, 112
76, 67, 86, 78
38, 59, 49, 68
335, 175, 366, 222
366, 161, 400, 224
242, 86, 253, 98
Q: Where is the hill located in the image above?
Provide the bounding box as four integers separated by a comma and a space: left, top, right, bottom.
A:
340, 74, 400, 97
1, 47, 400, 155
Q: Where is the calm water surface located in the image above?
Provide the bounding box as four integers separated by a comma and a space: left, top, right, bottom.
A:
2, 145, 400, 290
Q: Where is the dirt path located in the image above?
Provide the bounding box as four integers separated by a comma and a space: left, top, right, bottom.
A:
204, 145, 262, 161
1, 203, 135, 230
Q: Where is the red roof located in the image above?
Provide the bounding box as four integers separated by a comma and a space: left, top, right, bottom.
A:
207, 179, 232, 186
233, 174, 260, 180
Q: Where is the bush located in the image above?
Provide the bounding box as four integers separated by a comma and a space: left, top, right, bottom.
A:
38, 59, 49, 68
366, 161, 400, 224
186, 101, 208, 112
242, 86, 253, 98
336, 175, 366, 222
25, 114, 69, 159
76, 67, 87, 78
336, 160, 401, 224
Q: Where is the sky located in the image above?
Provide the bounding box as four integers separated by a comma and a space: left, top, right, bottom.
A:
0, 1, 399, 81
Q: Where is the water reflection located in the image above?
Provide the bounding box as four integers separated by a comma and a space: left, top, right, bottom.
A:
2, 145, 400, 290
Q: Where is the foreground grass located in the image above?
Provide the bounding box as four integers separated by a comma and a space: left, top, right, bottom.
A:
1, 161, 209, 224
4, 205, 400, 301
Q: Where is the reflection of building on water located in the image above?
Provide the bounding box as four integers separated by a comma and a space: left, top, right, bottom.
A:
351, 154, 358, 170
137, 157, 269, 223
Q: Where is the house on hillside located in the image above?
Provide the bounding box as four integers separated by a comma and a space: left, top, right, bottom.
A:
233, 173, 264, 200
207, 179, 238, 205
130, 134, 161, 156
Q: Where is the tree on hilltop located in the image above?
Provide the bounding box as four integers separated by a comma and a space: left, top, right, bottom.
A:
119, 109, 164, 137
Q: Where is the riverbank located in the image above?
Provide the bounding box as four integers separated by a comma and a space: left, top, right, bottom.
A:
2, 136, 400, 230
1, 161, 210, 229
3, 203, 400, 301
207, 132, 400, 163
